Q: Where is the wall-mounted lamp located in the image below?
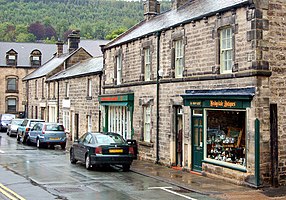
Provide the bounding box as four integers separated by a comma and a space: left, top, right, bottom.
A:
158, 69, 163, 78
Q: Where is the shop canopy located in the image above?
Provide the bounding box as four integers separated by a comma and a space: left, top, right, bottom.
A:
181, 87, 256, 109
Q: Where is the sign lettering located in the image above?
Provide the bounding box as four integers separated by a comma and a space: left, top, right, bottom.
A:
210, 100, 236, 108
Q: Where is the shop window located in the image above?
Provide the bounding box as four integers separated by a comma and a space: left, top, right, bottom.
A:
6, 97, 17, 113
144, 48, 151, 81
143, 105, 151, 142
6, 77, 18, 93
206, 110, 246, 168
220, 27, 233, 74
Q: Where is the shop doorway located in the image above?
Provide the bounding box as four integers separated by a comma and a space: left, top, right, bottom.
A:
192, 109, 203, 172
174, 106, 183, 167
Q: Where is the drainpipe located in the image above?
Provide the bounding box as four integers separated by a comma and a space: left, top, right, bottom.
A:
25, 81, 29, 118
98, 73, 102, 132
57, 80, 60, 123
255, 118, 260, 187
156, 30, 161, 164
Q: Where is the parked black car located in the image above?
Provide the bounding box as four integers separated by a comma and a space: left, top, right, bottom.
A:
0, 114, 15, 132
70, 132, 136, 171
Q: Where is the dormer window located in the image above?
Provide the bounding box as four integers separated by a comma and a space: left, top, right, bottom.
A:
30, 50, 42, 66
6, 49, 17, 66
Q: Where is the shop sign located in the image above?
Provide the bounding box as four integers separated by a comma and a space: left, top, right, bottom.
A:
189, 101, 202, 107
99, 95, 127, 102
206, 100, 240, 108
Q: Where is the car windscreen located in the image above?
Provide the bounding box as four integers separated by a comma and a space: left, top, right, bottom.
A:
45, 124, 64, 131
12, 120, 23, 125
2, 115, 15, 120
95, 134, 125, 145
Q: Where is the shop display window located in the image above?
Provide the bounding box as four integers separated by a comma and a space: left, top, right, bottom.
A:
206, 110, 246, 167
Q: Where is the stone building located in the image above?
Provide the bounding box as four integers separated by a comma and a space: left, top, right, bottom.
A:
0, 42, 58, 116
100, 0, 286, 186
23, 31, 107, 127
46, 56, 103, 140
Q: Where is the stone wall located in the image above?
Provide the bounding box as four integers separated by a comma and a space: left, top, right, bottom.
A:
0, 66, 35, 115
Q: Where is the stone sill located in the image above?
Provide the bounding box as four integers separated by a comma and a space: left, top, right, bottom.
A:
138, 141, 154, 148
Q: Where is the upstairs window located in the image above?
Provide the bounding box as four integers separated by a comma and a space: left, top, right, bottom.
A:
116, 54, 122, 85
220, 27, 233, 73
65, 82, 69, 98
30, 50, 42, 66
6, 77, 17, 93
6, 49, 17, 66
35, 80, 38, 99
87, 78, 92, 97
174, 39, 184, 78
42, 78, 45, 99
144, 48, 151, 81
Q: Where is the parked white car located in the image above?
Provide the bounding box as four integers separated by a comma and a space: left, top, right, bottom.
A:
7, 118, 24, 137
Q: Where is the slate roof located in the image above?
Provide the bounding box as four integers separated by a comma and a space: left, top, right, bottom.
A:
106, 0, 249, 48
0, 40, 108, 67
23, 47, 91, 81
46, 56, 103, 81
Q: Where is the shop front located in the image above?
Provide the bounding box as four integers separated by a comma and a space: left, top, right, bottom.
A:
181, 87, 255, 172
98, 93, 134, 140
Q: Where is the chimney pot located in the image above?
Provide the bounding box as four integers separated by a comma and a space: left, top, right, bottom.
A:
56, 40, 64, 57
144, 0, 160, 20
68, 30, 80, 53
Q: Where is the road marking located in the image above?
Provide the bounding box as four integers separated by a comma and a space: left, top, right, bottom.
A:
148, 187, 197, 200
0, 183, 26, 200
0, 150, 5, 153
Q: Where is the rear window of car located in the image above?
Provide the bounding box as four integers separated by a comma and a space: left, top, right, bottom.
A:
95, 134, 125, 145
45, 124, 64, 131
1, 114, 15, 120
12, 120, 24, 125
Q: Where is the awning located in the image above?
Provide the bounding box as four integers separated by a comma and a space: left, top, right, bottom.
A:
181, 87, 255, 109
100, 102, 128, 107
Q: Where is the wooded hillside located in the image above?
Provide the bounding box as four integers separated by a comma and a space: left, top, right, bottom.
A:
0, 0, 171, 42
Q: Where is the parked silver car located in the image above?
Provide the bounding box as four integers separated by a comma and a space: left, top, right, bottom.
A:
27, 122, 67, 149
17, 119, 45, 143
7, 118, 24, 137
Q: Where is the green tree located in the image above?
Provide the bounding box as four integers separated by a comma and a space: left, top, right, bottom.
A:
105, 27, 127, 40
15, 33, 36, 42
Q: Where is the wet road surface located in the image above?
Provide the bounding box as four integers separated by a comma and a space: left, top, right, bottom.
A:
0, 132, 216, 200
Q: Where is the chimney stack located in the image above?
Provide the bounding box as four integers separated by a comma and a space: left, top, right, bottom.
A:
172, 0, 189, 10
68, 30, 80, 53
144, 0, 160, 20
56, 40, 64, 57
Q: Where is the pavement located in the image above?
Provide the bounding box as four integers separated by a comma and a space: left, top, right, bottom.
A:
130, 159, 286, 200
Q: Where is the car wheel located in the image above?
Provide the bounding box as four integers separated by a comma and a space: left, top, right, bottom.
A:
36, 139, 42, 148
61, 143, 66, 150
70, 148, 77, 164
85, 155, 92, 170
16, 134, 20, 142
22, 135, 27, 144
26, 136, 31, 146
123, 164, 130, 172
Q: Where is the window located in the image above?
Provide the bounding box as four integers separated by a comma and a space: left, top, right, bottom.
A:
30, 50, 42, 66
87, 79, 92, 97
6, 53, 17, 65
35, 80, 38, 99
6, 97, 17, 113
42, 78, 45, 99
65, 82, 69, 98
53, 82, 56, 98
87, 115, 92, 132
143, 106, 151, 142
7, 78, 17, 92
220, 27, 233, 73
144, 48, 151, 81
63, 110, 70, 132
47, 83, 50, 99
174, 40, 184, 78
116, 54, 122, 85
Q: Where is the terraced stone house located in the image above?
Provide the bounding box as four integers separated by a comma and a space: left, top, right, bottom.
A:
100, 0, 286, 186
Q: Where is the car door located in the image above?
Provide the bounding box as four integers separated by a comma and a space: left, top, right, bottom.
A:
73, 133, 87, 161
29, 123, 39, 143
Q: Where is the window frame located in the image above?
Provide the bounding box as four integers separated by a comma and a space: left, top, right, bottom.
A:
6, 77, 17, 92
144, 48, 151, 81
6, 97, 17, 113
220, 27, 233, 74
143, 105, 151, 143
87, 78, 92, 97
116, 54, 122, 85
174, 39, 184, 78
65, 82, 69, 98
